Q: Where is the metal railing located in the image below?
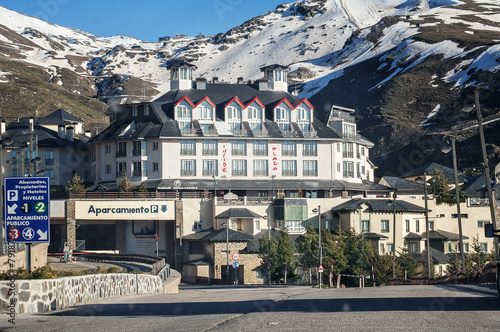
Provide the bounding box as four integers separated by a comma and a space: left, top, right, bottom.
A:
468, 197, 489, 207
132, 149, 147, 157
253, 149, 268, 156
180, 149, 196, 156
302, 150, 317, 156
116, 151, 127, 158
181, 128, 198, 135
70, 191, 212, 199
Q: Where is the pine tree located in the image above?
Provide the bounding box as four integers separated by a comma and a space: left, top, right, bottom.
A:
258, 235, 278, 283
396, 247, 419, 278
276, 231, 296, 283
65, 174, 86, 195
119, 172, 133, 192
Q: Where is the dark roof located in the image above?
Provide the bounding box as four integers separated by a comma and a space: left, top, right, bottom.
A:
215, 208, 263, 219
44, 109, 83, 123
260, 64, 289, 71
362, 232, 389, 240
462, 175, 494, 197
414, 248, 451, 264
380, 176, 426, 192
404, 232, 423, 240
183, 257, 214, 265
182, 227, 255, 242
247, 229, 282, 253
401, 162, 464, 182
423, 229, 469, 241
331, 199, 426, 213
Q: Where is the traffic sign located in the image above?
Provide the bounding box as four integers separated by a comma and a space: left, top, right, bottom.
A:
4, 177, 50, 243
232, 253, 239, 261
318, 264, 324, 273
232, 261, 240, 269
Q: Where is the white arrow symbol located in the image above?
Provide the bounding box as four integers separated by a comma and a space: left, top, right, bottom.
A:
37, 230, 47, 240
7, 204, 18, 214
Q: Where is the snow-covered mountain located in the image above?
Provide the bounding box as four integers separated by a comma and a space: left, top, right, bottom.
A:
0, 0, 499, 173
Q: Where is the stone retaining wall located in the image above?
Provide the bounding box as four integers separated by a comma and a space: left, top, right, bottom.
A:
0, 273, 163, 313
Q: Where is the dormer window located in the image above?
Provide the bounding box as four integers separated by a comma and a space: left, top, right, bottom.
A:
344, 124, 356, 139
276, 107, 290, 132
171, 67, 192, 80
176, 105, 192, 132
227, 106, 242, 132
247, 106, 263, 131
197, 105, 213, 120
296, 107, 311, 132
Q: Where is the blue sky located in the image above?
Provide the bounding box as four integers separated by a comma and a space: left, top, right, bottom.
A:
1, 0, 287, 41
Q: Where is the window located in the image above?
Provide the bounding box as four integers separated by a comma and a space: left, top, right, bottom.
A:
117, 162, 126, 177
343, 161, 354, 178
45, 150, 54, 165
357, 163, 361, 178
202, 160, 218, 176
180, 160, 196, 176
132, 161, 146, 177
415, 220, 420, 233
344, 124, 356, 139
480, 243, 488, 252
452, 213, 468, 219
343, 142, 354, 158
253, 141, 268, 156
104, 145, 111, 154
478, 220, 487, 228
117, 142, 127, 157
105, 165, 111, 174
202, 140, 217, 155
405, 219, 410, 232
408, 242, 419, 253
253, 160, 268, 176
361, 146, 365, 156
303, 161, 317, 176
276, 107, 290, 131
337, 163, 340, 172
197, 106, 213, 120
254, 219, 261, 232
463, 242, 469, 252
282, 141, 296, 156
46, 169, 54, 178
176, 105, 192, 131
153, 162, 159, 172
361, 220, 370, 233
144, 105, 149, 116
194, 221, 202, 231
180, 140, 196, 155
337, 143, 340, 152
302, 141, 317, 156
248, 107, 262, 132
428, 220, 434, 230
387, 243, 394, 253
447, 242, 453, 253
132, 106, 138, 117
381, 220, 389, 233
283, 221, 305, 233
231, 140, 246, 156
152, 142, 158, 151
132, 141, 147, 156
380, 243, 385, 254
282, 160, 297, 176
227, 106, 241, 132
232, 160, 247, 176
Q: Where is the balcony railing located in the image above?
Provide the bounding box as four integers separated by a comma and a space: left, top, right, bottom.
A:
202, 169, 218, 176
343, 151, 354, 158
116, 150, 127, 158
302, 150, 317, 156
202, 149, 218, 156
181, 169, 196, 176
202, 128, 218, 136
232, 170, 247, 176
231, 129, 248, 137
132, 170, 147, 177
252, 128, 269, 137
281, 130, 299, 138
181, 128, 197, 135
282, 170, 297, 176
302, 127, 318, 138
253, 149, 268, 156
282, 149, 297, 157
45, 159, 54, 165
232, 149, 246, 156
180, 149, 196, 156
468, 197, 490, 207
253, 170, 269, 176
132, 149, 147, 157
303, 170, 318, 176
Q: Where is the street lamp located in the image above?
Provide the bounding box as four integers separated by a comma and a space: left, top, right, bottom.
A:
442, 139, 466, 271
312, 206, 322, 289
387, 195, 397, 278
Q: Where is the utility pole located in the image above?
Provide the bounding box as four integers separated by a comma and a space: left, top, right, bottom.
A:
451, 138, 466, 271
424, 172, 431, 278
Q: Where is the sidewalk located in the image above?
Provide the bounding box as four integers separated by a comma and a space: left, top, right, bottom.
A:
47, 256, 126, 272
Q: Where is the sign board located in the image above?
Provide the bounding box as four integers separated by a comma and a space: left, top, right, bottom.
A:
318, 264, 324, 273
232, 261, 240, 269
4, 177, 50, 243
232, 253, 239, 261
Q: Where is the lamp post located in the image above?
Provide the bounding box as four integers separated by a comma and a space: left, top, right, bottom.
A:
442, 139, 466, 271
312, 206, 322, 289
387, 195, 397, 278
424, 172, 431, 277
264, 214, 272, 286
271, 175, 276, 199
226, 220, 230, 284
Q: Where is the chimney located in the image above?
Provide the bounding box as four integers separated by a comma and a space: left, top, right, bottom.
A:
212, 77, 219, 84
84, 130, 92, 137
237, 77, 244, 84
58, 125, 66, 138
66, 126, 74, 141
29, 116, 34, 132
196, 77, 207, 90
1, 120, 5, 134
258, 78, 269, 91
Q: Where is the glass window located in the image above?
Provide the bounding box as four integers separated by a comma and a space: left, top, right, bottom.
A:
132, 106, 138, 117
202, 140, 217, 155
282, 141, 296, 156
105, 165, 111, 174
181, 140, 196, 155
343, 161, 354, 178
282, 160, 297, 176
152, 142, 158, 151
45, 150, 54, 165
202, 160, 218, 176
416, 220, 420, 233
361, 220, 370, 233
253, 160, 268, 176
480, 243, 488, 252
153, 162, 159, 172
231, 140, 246, 156
302, 141, 317, 156
408, 242, 419, 253
176, 105, 191, 120
46, 169, 54, 178
232, 160, 247, 176
343, 142, 354, 158
104, 145, 110, 154
381, 220, 389, 233
117, 142, 127, 157
197, 106, 213, 120
180, 160, 196, 176
387, 243, 394, 253
303, 161, 317, 176
253, 141, 268, 156
117, 162, 126, 177
254, 219, 261, 232
144, 105, 149, 116
405, 219, 410, 232
344, 124, 356, 139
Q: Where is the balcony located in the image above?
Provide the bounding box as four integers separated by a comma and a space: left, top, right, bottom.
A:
132, 170, 147, 177
232, 149, 246, 156
202, 149, 218, 156
303, 170, 318, 176
468, 197, 490, 207
253, 149, 268, 156
181, 169, 196, 176
281, 130, 299, 138
116, 150, 127, 158
181, 128, 197, 135
282, 150, 297, 157
180, 149, 196, 156
302, 150, 317, 157
252, 128, 269, 137
45, 159, 54, 165
132, 149, 147, 157
202, 128, 218, 136
231, 129, 248, 137
253, 170, 269, 176
282, 170, 297, 176
301, 127, 318, 138
202, 169, 218, 176
343, 151, 354, 158
232, 170, 247, 176
343, 132, 361, 140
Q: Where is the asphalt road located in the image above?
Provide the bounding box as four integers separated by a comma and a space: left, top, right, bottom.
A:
4, 284, 500, 331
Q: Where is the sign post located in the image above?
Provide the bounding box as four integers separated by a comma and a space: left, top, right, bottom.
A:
4, 177, 50, 271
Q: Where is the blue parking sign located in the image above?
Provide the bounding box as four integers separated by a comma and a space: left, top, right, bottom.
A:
4, 177, 50, 243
